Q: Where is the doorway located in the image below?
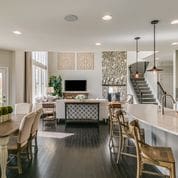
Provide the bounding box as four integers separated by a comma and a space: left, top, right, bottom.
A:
0, 68, 8, 106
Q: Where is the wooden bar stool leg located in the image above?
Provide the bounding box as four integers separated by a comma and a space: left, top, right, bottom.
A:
170, 163, 176, 178
136, 159, 142, 178
109, 121, 113, 149
117, 134, 123, 163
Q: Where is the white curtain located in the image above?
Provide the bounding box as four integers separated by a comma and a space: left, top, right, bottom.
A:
25, 52, 32, 103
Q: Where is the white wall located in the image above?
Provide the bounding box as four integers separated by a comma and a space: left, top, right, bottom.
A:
48, 52, 103, 99
0, 49, 25, 105
0, 49, 13, 104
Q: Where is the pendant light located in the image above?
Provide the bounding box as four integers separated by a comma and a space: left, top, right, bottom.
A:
134, 37, 140, 78
147, 20, 163, 72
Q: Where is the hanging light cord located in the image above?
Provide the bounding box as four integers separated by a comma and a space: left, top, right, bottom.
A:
153, 22, 156, 67
136, 38, 138, 72
146, 20, 162, 72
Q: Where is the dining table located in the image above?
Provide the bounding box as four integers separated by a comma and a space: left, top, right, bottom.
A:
0, 114, 24, 178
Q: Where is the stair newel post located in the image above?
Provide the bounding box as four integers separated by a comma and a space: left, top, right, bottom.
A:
164, 91, 167, 107
140, 92, 142, 104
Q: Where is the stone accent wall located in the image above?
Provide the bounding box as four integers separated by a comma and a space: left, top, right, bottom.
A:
102, 51, 127, 99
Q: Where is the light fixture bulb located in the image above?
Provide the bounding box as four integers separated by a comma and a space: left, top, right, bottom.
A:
171, 20, 178, 25
135, 72, 139, 78
13, 30, 22, 35
102, 15, 112, 21
172, 42, 178, 46
95, 42, 101, 46
153, 69, 157, 74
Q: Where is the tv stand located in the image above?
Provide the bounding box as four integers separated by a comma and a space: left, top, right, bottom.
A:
63, 91, 89, 99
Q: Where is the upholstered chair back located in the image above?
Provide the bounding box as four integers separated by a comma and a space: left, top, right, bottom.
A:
17, 112, 36, 147
31, 108, 43, 136
15, 103, 32, 115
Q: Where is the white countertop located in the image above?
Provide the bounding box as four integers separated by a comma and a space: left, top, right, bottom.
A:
125, 104, 178, 136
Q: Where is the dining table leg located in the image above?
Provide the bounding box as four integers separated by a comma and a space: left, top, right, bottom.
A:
0, 136, 9, 178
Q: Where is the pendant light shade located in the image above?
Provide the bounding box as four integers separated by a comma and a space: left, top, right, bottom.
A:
147, 20, 163, 72
134, 37, 140, 78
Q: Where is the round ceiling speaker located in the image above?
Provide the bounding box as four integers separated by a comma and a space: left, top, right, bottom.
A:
64, 14, 78, 22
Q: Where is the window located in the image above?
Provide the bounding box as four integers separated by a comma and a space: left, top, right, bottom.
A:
0, 73, 2, 104
32, 52, 48, 102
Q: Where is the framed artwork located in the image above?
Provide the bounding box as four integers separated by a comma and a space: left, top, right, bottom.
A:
77, 52, 94, 70
57, 53, 75, 70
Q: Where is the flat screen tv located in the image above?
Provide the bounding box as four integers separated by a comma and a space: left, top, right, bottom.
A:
65, 80, 87, 91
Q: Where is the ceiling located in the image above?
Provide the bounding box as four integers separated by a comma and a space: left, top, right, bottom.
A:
0, 0, 178, 54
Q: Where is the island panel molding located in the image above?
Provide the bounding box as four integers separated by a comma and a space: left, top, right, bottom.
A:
77, 52, 94, 70
57, 52, 75, 70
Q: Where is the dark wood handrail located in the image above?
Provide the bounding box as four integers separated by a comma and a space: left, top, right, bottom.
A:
157, 81, 166, 106
157, 81, 166, 95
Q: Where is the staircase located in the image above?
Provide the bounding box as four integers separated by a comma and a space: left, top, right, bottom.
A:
131, 77, 157, 104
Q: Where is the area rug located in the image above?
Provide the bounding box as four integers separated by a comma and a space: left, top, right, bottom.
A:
38, 131, 74, 139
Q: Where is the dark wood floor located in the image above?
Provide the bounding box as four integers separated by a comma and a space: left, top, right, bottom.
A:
7, 122, 160, 178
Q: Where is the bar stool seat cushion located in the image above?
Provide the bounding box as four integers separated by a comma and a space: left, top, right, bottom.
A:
142, 144, 175, 163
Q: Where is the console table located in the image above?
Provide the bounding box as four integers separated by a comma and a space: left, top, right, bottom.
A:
64, 99, 100, 124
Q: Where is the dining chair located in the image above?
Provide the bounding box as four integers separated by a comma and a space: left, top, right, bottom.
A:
8, 112, 36, 174
15, 103, 32, 115
29, 108, 43, 158
130, 120, 176, 178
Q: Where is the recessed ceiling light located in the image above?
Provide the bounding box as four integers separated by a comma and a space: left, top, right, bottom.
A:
171, 42, 178, 46
95, 42, 101, 46
64, 14, 78, 22
13, 30, 22, 35
102, 15, 112, 21
171, 20, 178, 24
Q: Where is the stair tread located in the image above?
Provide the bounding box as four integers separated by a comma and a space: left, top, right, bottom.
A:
142, 102, 157, 104
131, 76, 157, 104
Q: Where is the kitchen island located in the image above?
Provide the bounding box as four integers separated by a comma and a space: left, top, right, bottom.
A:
125, 104, 178, 176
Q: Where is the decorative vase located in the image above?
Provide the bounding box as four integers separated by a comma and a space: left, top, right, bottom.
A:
8, 113, 11, 121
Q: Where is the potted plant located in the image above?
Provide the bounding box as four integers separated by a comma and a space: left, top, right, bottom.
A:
48, 75, 62, 98
1, 106, 8, 122
0, 108, 2, 123
0, 106, 13, 123
7, 106, 13, 120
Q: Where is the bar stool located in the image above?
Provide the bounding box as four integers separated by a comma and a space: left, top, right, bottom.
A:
130, 120, 176, 178
108, 102, 124, 154
42, 103, 56, 129
116, 116, 145, 163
